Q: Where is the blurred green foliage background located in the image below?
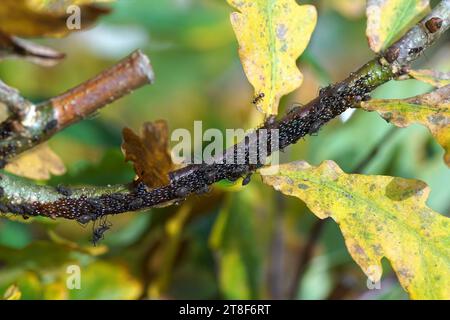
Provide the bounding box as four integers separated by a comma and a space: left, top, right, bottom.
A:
0, 0, 448, 300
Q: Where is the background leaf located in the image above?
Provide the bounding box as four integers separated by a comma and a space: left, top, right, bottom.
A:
68, 261, 141, 299
261, 160, 450, 299
2, 284, 21, 300
409, 70, 450, 88
362, 85, 450, 166
366, 0, 429, 53
0, 32, 65, 66
209, 185, 268, 299
323, 0, 366, 19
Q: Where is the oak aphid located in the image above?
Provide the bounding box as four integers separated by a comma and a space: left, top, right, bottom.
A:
7, 203, 23, 215
408, 47, 423, 55
43, 119, 58, 134
22, 204, 35, 216
109, 193, 127, 201
169, 165, 200, 183
175, 186, 189, 198
87, 198, 103, 211
129, 197, 143, 210
56, 184, 72, 197
195, 184, 210, 195
242, 173, 252, 186
92, 220, 112, 246
425, 17, 443, 33
308, 121, 322, 136
77, 214, 95, 225
0, 203, 8, 213
361, 94, 371, 102
204, 170, 216, 184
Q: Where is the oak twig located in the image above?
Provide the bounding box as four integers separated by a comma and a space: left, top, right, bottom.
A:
0, 1, 449, 221
0, 50, 154, 165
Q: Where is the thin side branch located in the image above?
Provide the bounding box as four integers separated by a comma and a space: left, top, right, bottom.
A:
51, 50, 155, 128
0, 50, 154, 165
0, 1, 449, 221
0, 31, 65, 67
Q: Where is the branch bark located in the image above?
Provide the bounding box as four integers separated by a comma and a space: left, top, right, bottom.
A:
0, 1, 449, 221
0, 50, 154, 166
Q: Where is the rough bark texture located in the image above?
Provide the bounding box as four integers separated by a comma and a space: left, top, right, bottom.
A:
0, 1, 449, 221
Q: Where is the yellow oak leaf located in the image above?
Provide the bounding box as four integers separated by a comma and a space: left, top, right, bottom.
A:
362, 85, 450, 166
121, 120, 176, 189
5, 143, 66, 180
261, 160, 450, 300
0, 0, 111, 38
366, 0, 429, 53
409, 69, 450, 88
227, 0, 317, 116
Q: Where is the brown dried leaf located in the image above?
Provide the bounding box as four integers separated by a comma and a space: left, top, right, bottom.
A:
122, 120, 176, 189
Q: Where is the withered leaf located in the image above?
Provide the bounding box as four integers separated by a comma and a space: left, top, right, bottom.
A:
362, 85, 450, 166
122, 121, 176, 189
0, 31, 65, 66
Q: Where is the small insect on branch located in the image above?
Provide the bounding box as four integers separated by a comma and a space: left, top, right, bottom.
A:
92, 220, 112, 246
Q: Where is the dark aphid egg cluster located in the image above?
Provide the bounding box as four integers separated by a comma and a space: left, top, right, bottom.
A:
0, 72, 377, 221
277, 74, 372, 150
